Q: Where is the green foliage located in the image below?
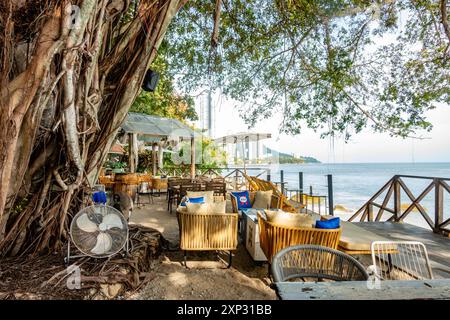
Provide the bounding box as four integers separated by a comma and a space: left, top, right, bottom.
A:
161, 0, 449, 139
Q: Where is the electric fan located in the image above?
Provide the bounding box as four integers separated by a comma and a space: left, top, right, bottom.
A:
66, 205, 129, 263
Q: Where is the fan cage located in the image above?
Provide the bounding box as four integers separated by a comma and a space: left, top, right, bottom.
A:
69, 205, 129, 259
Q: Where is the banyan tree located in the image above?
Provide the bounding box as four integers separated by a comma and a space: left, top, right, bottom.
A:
0, 0, 188, 255
1, 0, 449, 256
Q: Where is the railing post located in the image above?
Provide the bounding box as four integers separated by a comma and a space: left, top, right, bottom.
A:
298, 172, 303, 204
327, 174, 334, 216
267, 169, 271, 182
393, 176, 401, 222
368, 203, 373, 222
435, 178, 443, 234
280, 170, 284, 195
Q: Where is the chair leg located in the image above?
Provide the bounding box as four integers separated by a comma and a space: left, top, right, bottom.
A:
184, 250, 188, 268
227, 251, 232, 268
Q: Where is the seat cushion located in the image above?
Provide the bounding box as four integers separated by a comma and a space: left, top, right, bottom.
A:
186, 202, 209, 214
252, 190, 273, 209
264, 209, 314, 228
231, 191, 252, 210
186, 191, 214, 204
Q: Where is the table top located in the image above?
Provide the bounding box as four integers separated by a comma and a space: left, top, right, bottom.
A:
275, 279, 450, 300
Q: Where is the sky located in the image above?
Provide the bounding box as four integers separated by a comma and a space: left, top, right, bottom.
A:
192, 94, 450, 164
188, 8, 450, 164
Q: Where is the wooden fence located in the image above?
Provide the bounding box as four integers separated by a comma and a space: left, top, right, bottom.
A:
349, 175, 450, 236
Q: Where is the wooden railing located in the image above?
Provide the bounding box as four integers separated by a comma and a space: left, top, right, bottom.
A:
349, 175, 450, 236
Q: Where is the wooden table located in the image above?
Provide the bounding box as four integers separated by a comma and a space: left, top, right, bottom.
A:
275, 279, 450, 300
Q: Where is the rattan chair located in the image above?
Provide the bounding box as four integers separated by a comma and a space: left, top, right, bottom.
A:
177, 209, 238, 268
271, 245, 369, 282
257, 212, 341, 263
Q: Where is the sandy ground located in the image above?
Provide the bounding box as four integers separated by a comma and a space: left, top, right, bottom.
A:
130, 197, 277, 300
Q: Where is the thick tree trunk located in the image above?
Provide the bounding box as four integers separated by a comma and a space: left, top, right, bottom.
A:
0, 0, 185, 256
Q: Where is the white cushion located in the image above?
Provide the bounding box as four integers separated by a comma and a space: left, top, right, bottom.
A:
186, 202, 209, 214
207, 201, 227, 214
186, 191, 214, 203
264, 210, 314, 228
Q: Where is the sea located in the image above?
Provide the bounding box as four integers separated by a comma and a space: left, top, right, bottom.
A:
240, 162, 450, 230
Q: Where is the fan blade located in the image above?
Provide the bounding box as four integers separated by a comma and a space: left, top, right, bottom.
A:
91, 232, 113, 255
76, 213, 98, 233
101, 214, 124, 230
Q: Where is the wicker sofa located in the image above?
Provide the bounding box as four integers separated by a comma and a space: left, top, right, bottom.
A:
257, 211, 341, 263
176, 199, 238, 268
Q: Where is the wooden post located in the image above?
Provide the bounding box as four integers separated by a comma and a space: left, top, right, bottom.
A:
152, 143, 157, 176
128, 133, 138, 173
368, 203, 374, 222
280, 170, 284, 195
190, 136, 196, 179
158, 141, 164, 171
393, 176, 401, 222
327, 174, 334, 216
435, 179, 443, 233
267, 169, 271, 182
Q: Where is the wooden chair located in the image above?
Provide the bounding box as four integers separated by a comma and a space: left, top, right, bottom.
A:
177, 209, 238, 268
230, 191, 281, 213
206, 182, 227, 198
271, 244, 368, 283
371, 241, 434, 280
257, 212, 341, 263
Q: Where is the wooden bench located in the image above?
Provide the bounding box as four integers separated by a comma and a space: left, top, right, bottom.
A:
275, 279, 450, 300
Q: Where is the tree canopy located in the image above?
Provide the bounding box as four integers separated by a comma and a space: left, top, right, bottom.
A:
130, 55, 198, 122
162, 0, 450, 139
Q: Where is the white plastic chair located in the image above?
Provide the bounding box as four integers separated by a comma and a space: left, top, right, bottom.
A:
371, 241, 433, 280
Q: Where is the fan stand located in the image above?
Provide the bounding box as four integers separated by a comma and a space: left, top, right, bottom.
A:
64, 234, 131, 265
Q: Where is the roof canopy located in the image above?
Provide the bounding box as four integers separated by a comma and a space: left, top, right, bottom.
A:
122, 112, 200, 141
214, 132, 272, 144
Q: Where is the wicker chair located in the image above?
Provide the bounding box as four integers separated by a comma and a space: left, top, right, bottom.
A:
257, 212, 341, 263
271, 245, 369, 282
177, 208, 238, 268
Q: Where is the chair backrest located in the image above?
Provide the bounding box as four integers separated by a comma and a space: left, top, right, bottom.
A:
179, 182, 202, 197
258, 212, 341, 263
206, 182, 227, 197
272, 244, 369, 282
371, 241, 434, 280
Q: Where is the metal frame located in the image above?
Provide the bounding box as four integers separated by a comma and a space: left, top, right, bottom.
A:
183, 250, 233, 269
370, 240, 434, 280
271, 244, 369, 283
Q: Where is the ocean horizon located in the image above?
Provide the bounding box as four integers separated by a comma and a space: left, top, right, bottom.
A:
236, 162, 450, 230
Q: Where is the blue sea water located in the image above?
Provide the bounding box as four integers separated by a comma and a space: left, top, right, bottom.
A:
243, 162, 450, 227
